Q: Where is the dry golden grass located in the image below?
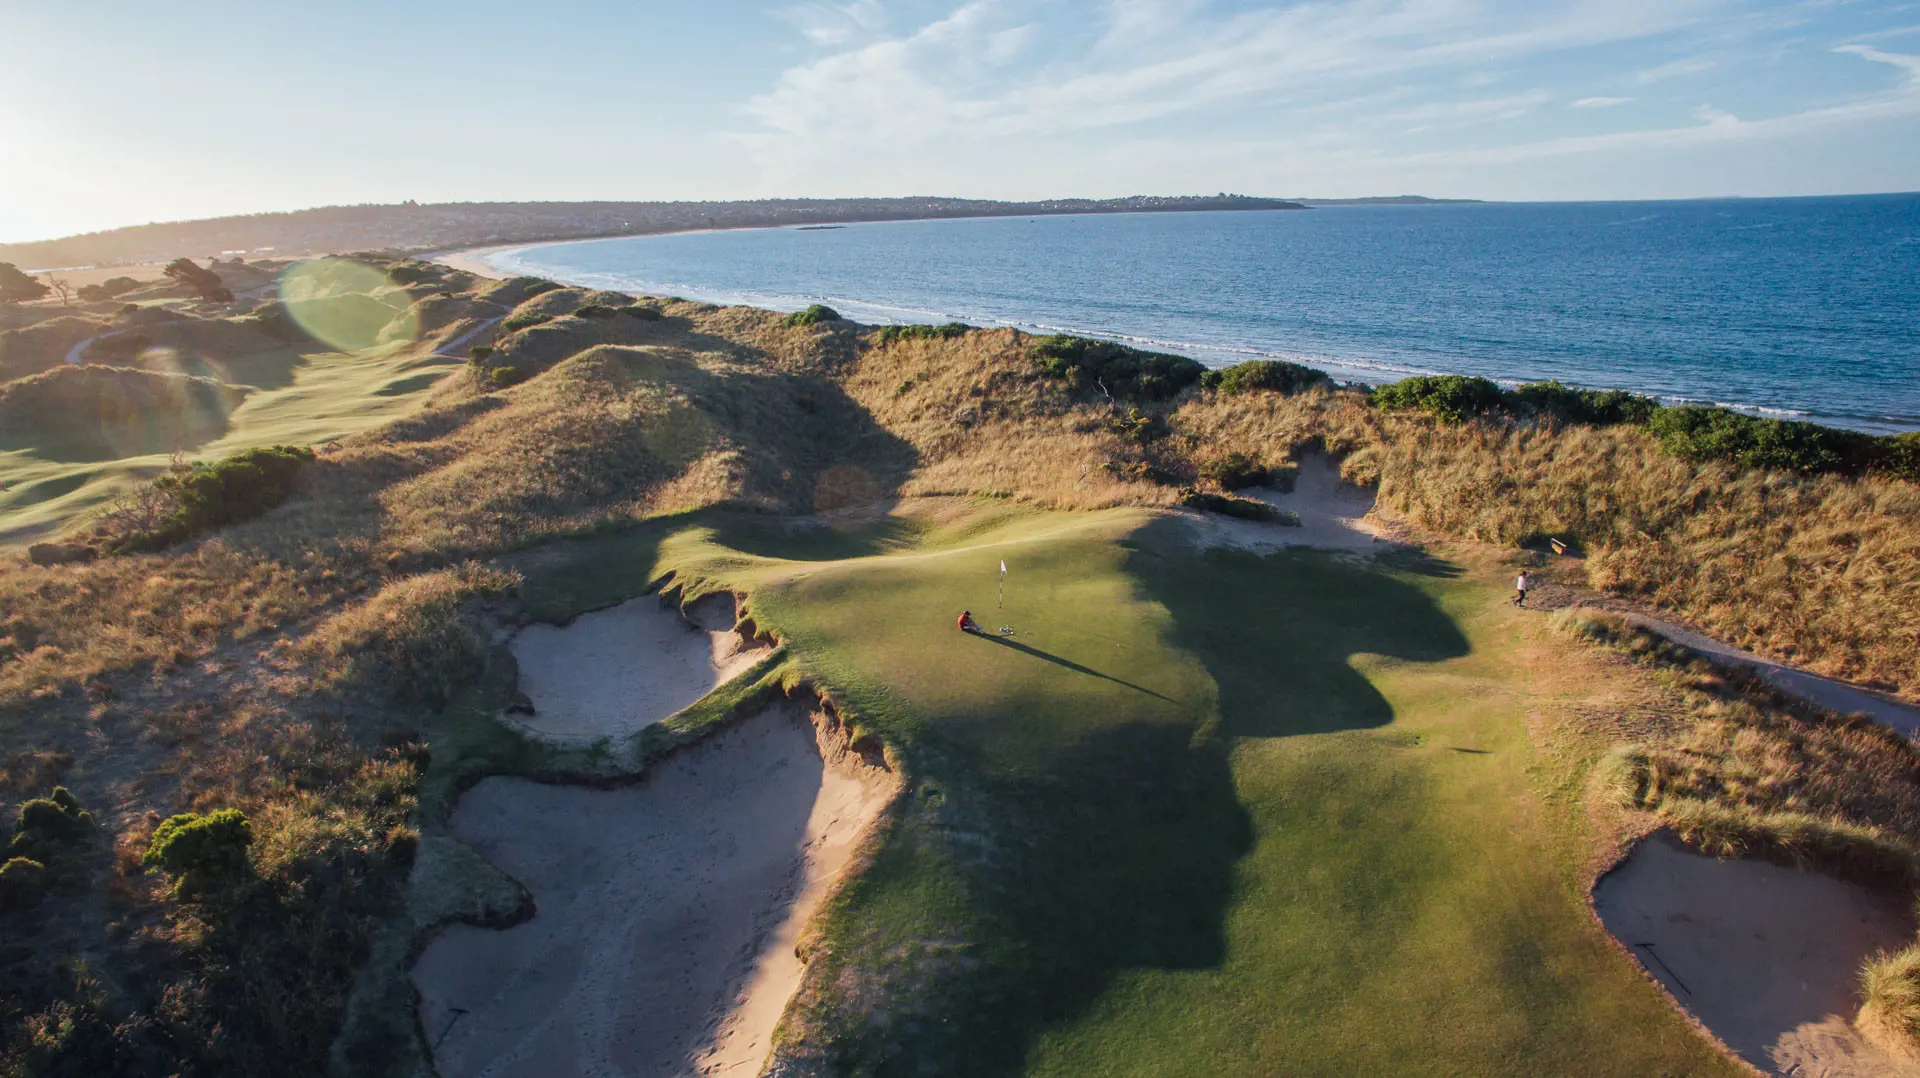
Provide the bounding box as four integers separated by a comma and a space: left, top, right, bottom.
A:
1562, 608, 1920, 886
1170, 388, 1920, 695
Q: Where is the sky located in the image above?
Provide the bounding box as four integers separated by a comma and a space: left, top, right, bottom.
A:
3, 0, 1920, 242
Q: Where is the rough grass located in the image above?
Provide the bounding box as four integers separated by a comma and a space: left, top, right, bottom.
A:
1557, 606, 1920, 888
1862, 942, 1920, 1062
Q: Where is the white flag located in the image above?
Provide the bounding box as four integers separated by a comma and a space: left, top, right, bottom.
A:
999, 560, 1007, 577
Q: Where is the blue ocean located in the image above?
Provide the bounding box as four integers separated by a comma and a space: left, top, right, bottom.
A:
486, 194, 1920, 433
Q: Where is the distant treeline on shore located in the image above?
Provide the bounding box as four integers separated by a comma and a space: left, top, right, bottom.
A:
1, 194, 1308, 271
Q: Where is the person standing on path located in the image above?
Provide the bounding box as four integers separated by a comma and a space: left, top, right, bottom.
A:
1513, 571, 1530, 607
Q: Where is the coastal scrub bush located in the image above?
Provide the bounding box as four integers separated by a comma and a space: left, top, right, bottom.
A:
385, 264, 429, 285
144, 809, 252, 893
467, 345, 492, 363
97, 444, 314, 552
489, 365, 526, 389
1200, 359, 1331, 396
155, 445, 313, 541
0, 856, 46, 909
501, 311, 554, 333
785, 304, 843, 327
8, 787, 98, 878
618, 305, 662, 321
1508, 381, 1658, 426
869, 322, 973, 346
1198, 452, 1268, 490
1372, 374, 1505, 423
572, 304, 617, 319
1646, 405, 1877, 475
1876, 432, 1920, 483
1031, 335, 1205, 403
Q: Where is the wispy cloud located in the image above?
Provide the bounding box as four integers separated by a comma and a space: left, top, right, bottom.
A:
731, 1, 1920, 197
741, 0, 1713, 146
1635, 56, 1718, 84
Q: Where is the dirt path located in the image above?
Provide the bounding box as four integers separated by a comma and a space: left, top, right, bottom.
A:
506, 598, 771, 745
1595, 831, 1919, 1077
411, 703, 894, 1078
1621, 614, 1920, 737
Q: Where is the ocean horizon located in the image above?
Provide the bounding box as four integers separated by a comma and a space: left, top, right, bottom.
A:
477, 193, 1920, 434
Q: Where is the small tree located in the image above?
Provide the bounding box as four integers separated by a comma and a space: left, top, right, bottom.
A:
162, 258, 235, 303
0, 262, 50, 303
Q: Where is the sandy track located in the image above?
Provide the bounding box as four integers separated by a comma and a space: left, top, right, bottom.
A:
507, 597, 772, 745
412, 702, 894, 1078
1186, 451, 1386, 552
1595, 832, 1919, 1077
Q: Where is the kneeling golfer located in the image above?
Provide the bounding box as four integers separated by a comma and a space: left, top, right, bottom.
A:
957, 610, 982, 633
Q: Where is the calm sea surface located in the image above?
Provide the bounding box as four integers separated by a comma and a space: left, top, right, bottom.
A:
485, 195, 1920, 433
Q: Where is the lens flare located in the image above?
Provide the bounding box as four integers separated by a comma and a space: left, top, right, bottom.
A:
277, 258, 419, 353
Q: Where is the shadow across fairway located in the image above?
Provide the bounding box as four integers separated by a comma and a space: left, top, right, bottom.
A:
843, 522, 1475, 1077
1125, 518, 1471, 738
971, 632, 1172, 700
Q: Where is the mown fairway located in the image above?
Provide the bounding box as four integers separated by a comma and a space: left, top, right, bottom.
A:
651, 504, 1740, 1077
0, 341, 463, 549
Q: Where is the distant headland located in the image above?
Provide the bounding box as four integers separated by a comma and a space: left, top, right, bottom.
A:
1, 194, 1323, 271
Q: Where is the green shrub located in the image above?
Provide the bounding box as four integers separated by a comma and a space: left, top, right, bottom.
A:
1646, 405, 1878, 475
1877, 432, 1920, 483
572, 304, 617, 319
618, 305, 663, 321
10, 787, 97, 862
144, 809, 251, 892
0, 857, 46, 909
501, 311, 554, 333
869, 322, 973, 345
110, 445, 314, 552
488, 365, 526, 389
1198, 452, 1268, 490
1031, 335, 1205, 403
784, 304, 843, 327
466, 345, 492, 363
1507, 381, 1658, 426
1371, 375, 1506, 423
385, 264, 429, 285
1200, 359, 1331, 396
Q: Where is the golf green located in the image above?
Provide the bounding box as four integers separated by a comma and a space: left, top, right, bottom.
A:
642, 503, 1739, 1076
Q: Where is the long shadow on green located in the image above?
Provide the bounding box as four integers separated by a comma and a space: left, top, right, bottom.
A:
970, 632, 1172, 700
819, 520, 1475, 1076
1124, 519, 1471, 738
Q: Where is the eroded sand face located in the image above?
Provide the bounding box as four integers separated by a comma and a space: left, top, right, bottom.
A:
507, 597, 771, 744
1595, 832, 1920, 1077
412, 703, 894, 1078
1186, 451, 1385, 552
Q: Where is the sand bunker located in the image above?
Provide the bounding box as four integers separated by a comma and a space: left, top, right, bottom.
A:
412, 702, 894, 1077
1595, 831, 1920, 1077
1186, 451, 1385, 553
507, 596, 771, 744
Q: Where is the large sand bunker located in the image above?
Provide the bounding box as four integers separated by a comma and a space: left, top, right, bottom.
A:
1595, 832, 1920, 1077
1186, 451, 1385, 552
412, 702, 894, 1077
507, 596, 772, 744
